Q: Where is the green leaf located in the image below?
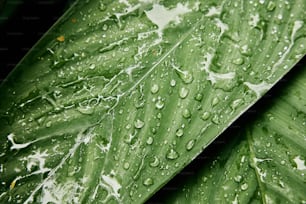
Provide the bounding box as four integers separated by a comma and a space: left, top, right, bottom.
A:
163, 61, 306, 203
0, 0, 305, 203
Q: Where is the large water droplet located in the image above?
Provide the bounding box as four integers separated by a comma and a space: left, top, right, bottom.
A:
151, 84, 159, 94
186, 139, 195, 151
143, 178, 154, 186
179, 87, 189, 99
176, 128, 184, 137
134, 119, 144, 129
182, 109, 191, 119
166, 148, 179, 160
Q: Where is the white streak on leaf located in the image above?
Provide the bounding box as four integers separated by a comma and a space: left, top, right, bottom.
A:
244, 81, 272, 98
293, 156, 306, 170
145, 3, 191, 38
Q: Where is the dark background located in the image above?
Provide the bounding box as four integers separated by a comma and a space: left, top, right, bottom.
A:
0, 0, 72, 82
0, 1, 304, 203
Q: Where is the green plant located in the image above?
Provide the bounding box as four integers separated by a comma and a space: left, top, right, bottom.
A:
0, 0, 305, 203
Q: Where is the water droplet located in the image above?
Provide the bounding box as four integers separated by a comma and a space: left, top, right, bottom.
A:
151, 127, 157, 134
77, 106, 94, 115
89, 63, 96, 69
180, 71, 194, 84
143, 178, 154, 186
102, 24, 108, 31
201, 111, 211, 120
240, 45, 252, 56
151, 84, 159, 94
186, 139, 195, 151
45, 121, 52, 128
123, 162, 130, 170
232, 57, 244, 65
134, 119, 144, 129
170, 79, 176, 87
146, 137, 154, 145
234, 175, 242, 183
182, 109, 191, 119
149, 156, 160, 167
156, 112, 162, 119
179, 87, 189, 99
211, 114, 220, 124
126, 124, 131, 130
194, 93, 203, 101
176, 128, 184, 137
99, 1, 107, 11
241, 183, 248, 191
267, 1, 276, 11
231, 99, 243, 110
155, 100, 164, 109
212, 97, 219, 106
166, 148, 179, 160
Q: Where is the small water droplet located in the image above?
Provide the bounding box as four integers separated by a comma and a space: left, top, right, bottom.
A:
232, 57, 244, 65
240, 45, 252, 56
194, 93, 203, 101
176, 128, 184, 137
156, 112, 162, 119
231, 99, 243, 110
182, 109, 191, 119
155, 100, 164, 109
234, 175, 242, 183
146, 137, 154, 145
45, 121, 52, 128
99, 1, 107, 11
212, 97, 219, 106
179, 87, 189, 99
77, 106, 94, 115
186, 139, 195, 151
134, 119, 144, 129
151, 84, 159, 94
267, 1, 276, 11
151, 127, 157, 134
170, 79, 176, 87
89, 63, 96, 69
123, 162, 130, 170
126, 124, 131, 130
149, 156, 160, 167
201, 111, 211, 120
211, 114, 220, 124
166, 148, 179, 160
180, 71, 194, 84
143, 178, 154, 186
241, 183, 248, 191
102, 24, 108, 31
